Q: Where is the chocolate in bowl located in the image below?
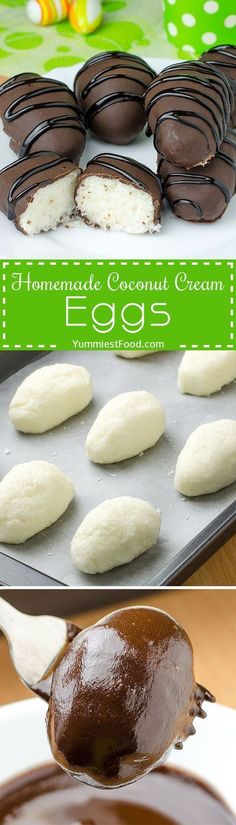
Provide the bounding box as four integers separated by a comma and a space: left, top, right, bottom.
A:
0, 762, 235, 825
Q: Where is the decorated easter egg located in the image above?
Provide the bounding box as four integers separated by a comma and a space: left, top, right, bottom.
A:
27, 0, 69, 26
69, 0, 103, 34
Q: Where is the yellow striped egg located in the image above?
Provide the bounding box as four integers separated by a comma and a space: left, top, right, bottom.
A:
69, 0, 103, 33
27, 0, 69, 25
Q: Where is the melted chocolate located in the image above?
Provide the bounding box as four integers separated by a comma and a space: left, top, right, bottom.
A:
34, 621, 80, 703
0, 763, 234, 825
74, 52, 156, 144
0, 73, 86, 162
144, 61, 234, 168
46, 606, 214, 788
201, 45, 236, 125
158, 129, 236, 222
0, 151, 78, 228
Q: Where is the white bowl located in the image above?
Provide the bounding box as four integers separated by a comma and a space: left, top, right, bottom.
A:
0, 698, 235, 812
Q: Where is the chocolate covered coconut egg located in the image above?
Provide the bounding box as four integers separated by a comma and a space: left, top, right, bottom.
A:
74, 51, 156, 144
159, 129, 236, 223
0, 152, 80, 235
46, 606, 214, 788
145, 61, 234, 169
201, 45, 236, 127
75, 154, 162, 234
0, 72, 86, 163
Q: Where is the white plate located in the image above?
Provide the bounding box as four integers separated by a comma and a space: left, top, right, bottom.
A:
0, 59, 235, 260
0, 698, 236, 813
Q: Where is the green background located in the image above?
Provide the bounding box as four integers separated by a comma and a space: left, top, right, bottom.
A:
0, 0, 235, 77
0, 0, 175, 76
1, 259, 234, 351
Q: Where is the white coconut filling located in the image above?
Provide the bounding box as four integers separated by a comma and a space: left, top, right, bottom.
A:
76, 175, 161, 234
117, 350, 159, 358
19, 170, 79, 236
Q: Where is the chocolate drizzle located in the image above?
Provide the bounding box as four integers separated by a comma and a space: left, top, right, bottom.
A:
4, 87, 80, 121
74, 52, 156, 143
0, 73, 86, 162
145, 61, 233, 167
87, 152, 162, 192
80, 61, 154, 97
75, 51, 156, 90
0, 151, 76, 222
201, 45, 236, 126
83, 91, 148, 126
158, 129, 236, 222
18, 116, 85, 159
201, 45, 236, 90
76, 50, 156, 75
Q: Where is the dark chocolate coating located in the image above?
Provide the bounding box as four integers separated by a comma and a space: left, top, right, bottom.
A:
47, 606, 214, 788
76, 153, 162, 224
0, 73, 86, 162
201, 45, 236, 126
74, 51, 156, 144
34, 622, 81, 703
144, 61, 234, 169
0, 151, 78, 231
0, 763, 235, 825
159, 129, 236, 222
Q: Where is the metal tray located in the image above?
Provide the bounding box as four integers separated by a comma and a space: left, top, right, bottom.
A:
0, 351, 235, 587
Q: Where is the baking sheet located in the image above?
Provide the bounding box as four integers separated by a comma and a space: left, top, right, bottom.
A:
0, 350, 235, 587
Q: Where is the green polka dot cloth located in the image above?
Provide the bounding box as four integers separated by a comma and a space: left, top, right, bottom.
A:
163, 0, 236, 59
0, 0, 235, 76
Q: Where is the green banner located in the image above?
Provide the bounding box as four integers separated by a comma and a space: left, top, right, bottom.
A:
1, 260, 235, 351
